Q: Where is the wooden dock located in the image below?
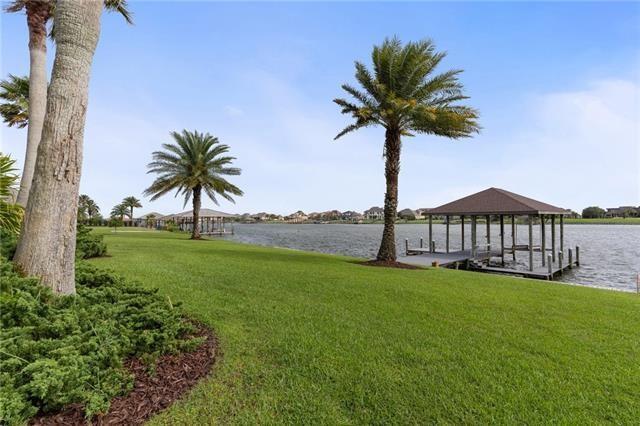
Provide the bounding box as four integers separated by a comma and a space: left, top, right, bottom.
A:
401, 249, 489, 267
400, 247, 578, 281
201, 229, 233, 236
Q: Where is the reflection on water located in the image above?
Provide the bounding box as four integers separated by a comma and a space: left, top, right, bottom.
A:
225, 223, 640, 292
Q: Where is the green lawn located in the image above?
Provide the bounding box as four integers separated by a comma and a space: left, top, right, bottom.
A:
564, 217, 640, 225
89, 229, 639, 424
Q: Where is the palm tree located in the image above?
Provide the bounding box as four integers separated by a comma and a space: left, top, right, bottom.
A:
0, 153, 24, 235
144, 130, 243, 239
121, 196, 142, 226
334, 37, 479, 262
145, 213, 156, 229
78, 194, 100, 223
14, 0, 103, 295
0, 74, 29, 128
110, 203, 129, 222
6, 0, 132, 207
86, 198, 100, 222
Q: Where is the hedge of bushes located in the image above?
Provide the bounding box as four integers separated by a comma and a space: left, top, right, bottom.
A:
76, 224, 108, 259
0, 225, 106, 261
0, 259, 199, 424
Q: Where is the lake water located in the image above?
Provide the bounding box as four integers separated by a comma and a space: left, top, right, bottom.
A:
225, 223, 640, 292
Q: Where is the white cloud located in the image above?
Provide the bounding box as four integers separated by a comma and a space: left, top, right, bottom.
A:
496, 78, 640, 211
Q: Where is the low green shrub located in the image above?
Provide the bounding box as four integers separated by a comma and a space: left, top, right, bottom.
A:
76, 224, 107, 259
0, 259, 196, 425
0, 228, 17, 259
164, 220, 177, 232
0, 225, 106, 261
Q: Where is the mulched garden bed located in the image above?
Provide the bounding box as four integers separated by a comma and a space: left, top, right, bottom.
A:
30, 322, 218, 426
360, 259, 421, 270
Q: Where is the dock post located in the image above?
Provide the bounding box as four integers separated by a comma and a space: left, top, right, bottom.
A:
486, 215, 490, 250
405, 239, 409, 255
560, 215, 564, 254
568, 248, 573, 268
558, 251, 563, 274
420, 237, 423, 249
547, 254, 552, 276
528, 215, 533, 271
500, 215, 505, 266
576, 246, 580, 266
461, 215, 465, 251
431, 240, 436, 253
551, 215, 556, 262
471, 216, 477, 258
511, 215, 516, 261
428, 215, 433, 253
540, 214, 546, 266
446, 216, 450, 253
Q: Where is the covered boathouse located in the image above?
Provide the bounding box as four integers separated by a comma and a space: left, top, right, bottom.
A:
402, 188, 579, 280
156, 209, 236, 235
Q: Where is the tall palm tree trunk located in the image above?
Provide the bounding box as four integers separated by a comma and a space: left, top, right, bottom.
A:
16, 1, 50, 207
14, 0, 103, 295
376, 128, 401, 262
192, 185, 202, 239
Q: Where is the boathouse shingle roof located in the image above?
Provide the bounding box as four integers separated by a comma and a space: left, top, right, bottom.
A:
161, 209, 237, 219
428, 188, 567, 216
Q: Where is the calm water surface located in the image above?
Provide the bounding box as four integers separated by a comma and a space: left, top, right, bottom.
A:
225, 223, 640, 292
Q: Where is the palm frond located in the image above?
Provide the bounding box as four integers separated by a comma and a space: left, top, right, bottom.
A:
0, 74, 29, 128
104, 0, 134, 24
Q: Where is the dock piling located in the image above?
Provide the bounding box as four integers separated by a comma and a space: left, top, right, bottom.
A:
405, 239, 409, 255
540, 214, 546, 266
528, 215, 533, 271
420, 237, 423, 248
446, 216, 450, 253
568, 248, 573, 268
551, 216, 556, 262
558, 251, 563, 274
547, 254, 552, 276
576, 246, 580, 266
511, 214, 516, 261
428, 215, 433, 253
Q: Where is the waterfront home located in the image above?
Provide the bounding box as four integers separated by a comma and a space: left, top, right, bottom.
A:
139, 212, 164, 227
322, 210, 343, 220
605, 206, 640, 218
286, 211, 308, 223
342, 210, 364, 221
564, 209, 581, 218
415, 208, 432, 219
364, 207, 384, 220
252, 212, 270, 221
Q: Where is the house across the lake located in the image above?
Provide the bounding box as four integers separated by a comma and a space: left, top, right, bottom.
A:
605, 206, 640, 218
364, 206, 384, 220
286, 211, 308, 223
129, 211, 165, 227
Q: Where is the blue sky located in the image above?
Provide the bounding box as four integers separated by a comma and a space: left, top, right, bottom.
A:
2, 1, 639, 216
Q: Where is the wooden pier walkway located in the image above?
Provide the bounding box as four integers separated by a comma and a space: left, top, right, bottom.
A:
400, 249, 487, 267
400, 248, 577, 280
